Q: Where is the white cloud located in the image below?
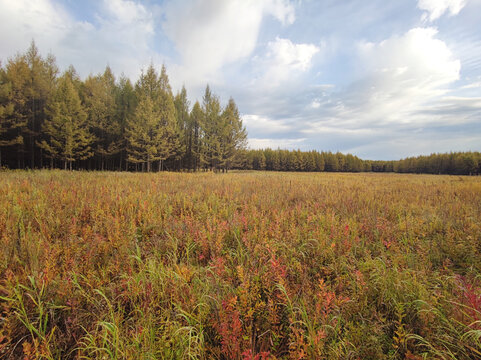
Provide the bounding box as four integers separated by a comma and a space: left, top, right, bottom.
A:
255, 37, 320, 88
266, 37, 320, 72
351, 27, 461, 125
417, 0, 467, 21
461, 81, 481, 89
359, 28, 460, 86
248, 137, 306, 150
0, 0, 157, 79
243, 114, 292, 135
104, 0, 152, 26
162, 0, 295, 88
0, 0, 70, 60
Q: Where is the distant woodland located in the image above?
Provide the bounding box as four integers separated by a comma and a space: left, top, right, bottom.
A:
1, 42, 480, 174
244, 149, 481, 175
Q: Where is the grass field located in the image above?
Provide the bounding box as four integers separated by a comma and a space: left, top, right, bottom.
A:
1, 170, 480, 359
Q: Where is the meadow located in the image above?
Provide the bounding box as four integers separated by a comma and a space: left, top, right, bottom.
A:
0, 170, 480, 359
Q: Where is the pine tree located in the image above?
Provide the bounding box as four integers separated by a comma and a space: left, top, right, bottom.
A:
125, 95, 164, 172
202, 85, 222, 171
24, 41, 58, 169
38, 73, 93, 170
220, 98, 247, 171
190, 101, 203, 171
2, 54, 30, 168
82, 66, 120, 170
0, 63, 18, 167
115, 75, 136, 170
174, 86, 190, 169
131, 64, 180, 171
158, 65, 182, 170
135, 63, 162, 103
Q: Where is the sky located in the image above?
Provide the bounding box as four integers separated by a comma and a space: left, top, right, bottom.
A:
1, 0, 480, 160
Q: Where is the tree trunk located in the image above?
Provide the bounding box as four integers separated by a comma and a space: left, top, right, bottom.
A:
64, 160, 67, 170
31, 135, 35, 169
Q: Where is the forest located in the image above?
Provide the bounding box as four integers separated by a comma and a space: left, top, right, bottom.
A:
0, 42, 247, 172
1, 42, 480, 175
243, 149, 481, 175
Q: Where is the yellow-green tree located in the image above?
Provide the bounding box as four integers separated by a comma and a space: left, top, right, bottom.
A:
0, 62, 21, 167
189, 101, 203, 171
38, 73, 93, 169
174, 85, 190, 169
220, 98, 247, 171
201, 85, 222, 171
115, 75, 136, 170
126, 95, 166, 172
82, 66, 120, 170
127, 64, 180, 171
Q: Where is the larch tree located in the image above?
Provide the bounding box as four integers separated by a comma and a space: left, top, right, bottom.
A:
190, 101, 203, 171
125, 95, 164, 172
174, 85, 190, 169
202, 85, 223, 171
38, 73, 93, 170
82, 66, 120, 170
158, 65, 182, 170
0, 62, 19, 167
2, 54, 30, 168
23, 41, 58, 169
220, 98, 247, 171
115, 75, 136, 170
128, 63, 180, 171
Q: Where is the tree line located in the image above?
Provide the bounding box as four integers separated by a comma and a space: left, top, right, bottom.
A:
2, 42, 479, 175
0, 42, 247, 171
240, 149, 481, 175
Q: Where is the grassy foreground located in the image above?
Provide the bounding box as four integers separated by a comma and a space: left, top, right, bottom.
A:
0, 170, 480, 359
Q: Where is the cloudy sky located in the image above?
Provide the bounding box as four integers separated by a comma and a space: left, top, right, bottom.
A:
1, 0, 480, 159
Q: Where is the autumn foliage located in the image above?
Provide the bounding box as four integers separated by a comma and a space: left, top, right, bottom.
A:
1, 170, 480, 359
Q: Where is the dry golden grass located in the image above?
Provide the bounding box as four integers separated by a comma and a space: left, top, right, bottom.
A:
1, 170, 480, 359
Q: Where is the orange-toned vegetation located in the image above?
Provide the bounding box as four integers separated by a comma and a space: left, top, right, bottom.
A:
1, 170, 480, 359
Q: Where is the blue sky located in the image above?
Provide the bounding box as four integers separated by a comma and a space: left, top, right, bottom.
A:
1, 0, 480, 160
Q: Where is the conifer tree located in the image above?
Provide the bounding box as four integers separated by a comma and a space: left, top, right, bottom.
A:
0, 63, 19, 167
130, 64, 180, 171
125, 95, 164, 172
220, 98, 247, 171
202, 85, 222, 171
38, 73, 92, 170
158, 65, 182, 170
190, 101, 203, 171
115, 75, 136, 170
82, 66, 119, 170
2, 54, 30, 168
174, 86, 190, 169
24, 41, 58, 168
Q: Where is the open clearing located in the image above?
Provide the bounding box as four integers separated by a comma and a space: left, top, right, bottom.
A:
1, 171, 480, 359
